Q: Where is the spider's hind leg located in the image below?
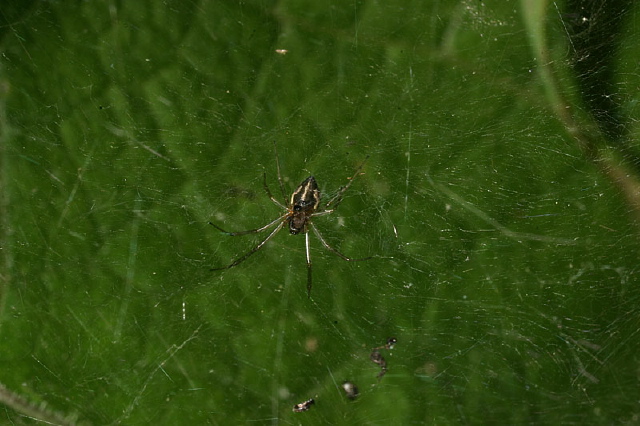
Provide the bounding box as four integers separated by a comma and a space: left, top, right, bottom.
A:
310, 223, 372, 262
305, 231, 313, 298
210, 219, 286, 271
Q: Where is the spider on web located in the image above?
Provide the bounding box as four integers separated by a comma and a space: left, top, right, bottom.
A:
209, 143, 371, 297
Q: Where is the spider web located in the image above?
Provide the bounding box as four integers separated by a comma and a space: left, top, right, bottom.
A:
1, 0, 640, 424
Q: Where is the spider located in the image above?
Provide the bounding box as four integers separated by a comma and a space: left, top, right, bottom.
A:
209, 143, 371, 297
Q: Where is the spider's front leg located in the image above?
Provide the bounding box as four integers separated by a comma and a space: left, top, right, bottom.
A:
323, 155, 370, 210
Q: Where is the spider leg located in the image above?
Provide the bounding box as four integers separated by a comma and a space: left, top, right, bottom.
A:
263, 171, 287, 209
324, 155, 370, 210
211, 219, 286, 271
273, 141, 288, 205
209, 214, 286, 236
310, 223, 372, 262
305, 231, 312, 298
309, 209, 334, 218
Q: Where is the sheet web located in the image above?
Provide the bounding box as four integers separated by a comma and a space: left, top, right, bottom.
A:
1, 1, 639, 424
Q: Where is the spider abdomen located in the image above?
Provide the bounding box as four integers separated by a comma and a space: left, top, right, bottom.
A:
288, 216, 306, 234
